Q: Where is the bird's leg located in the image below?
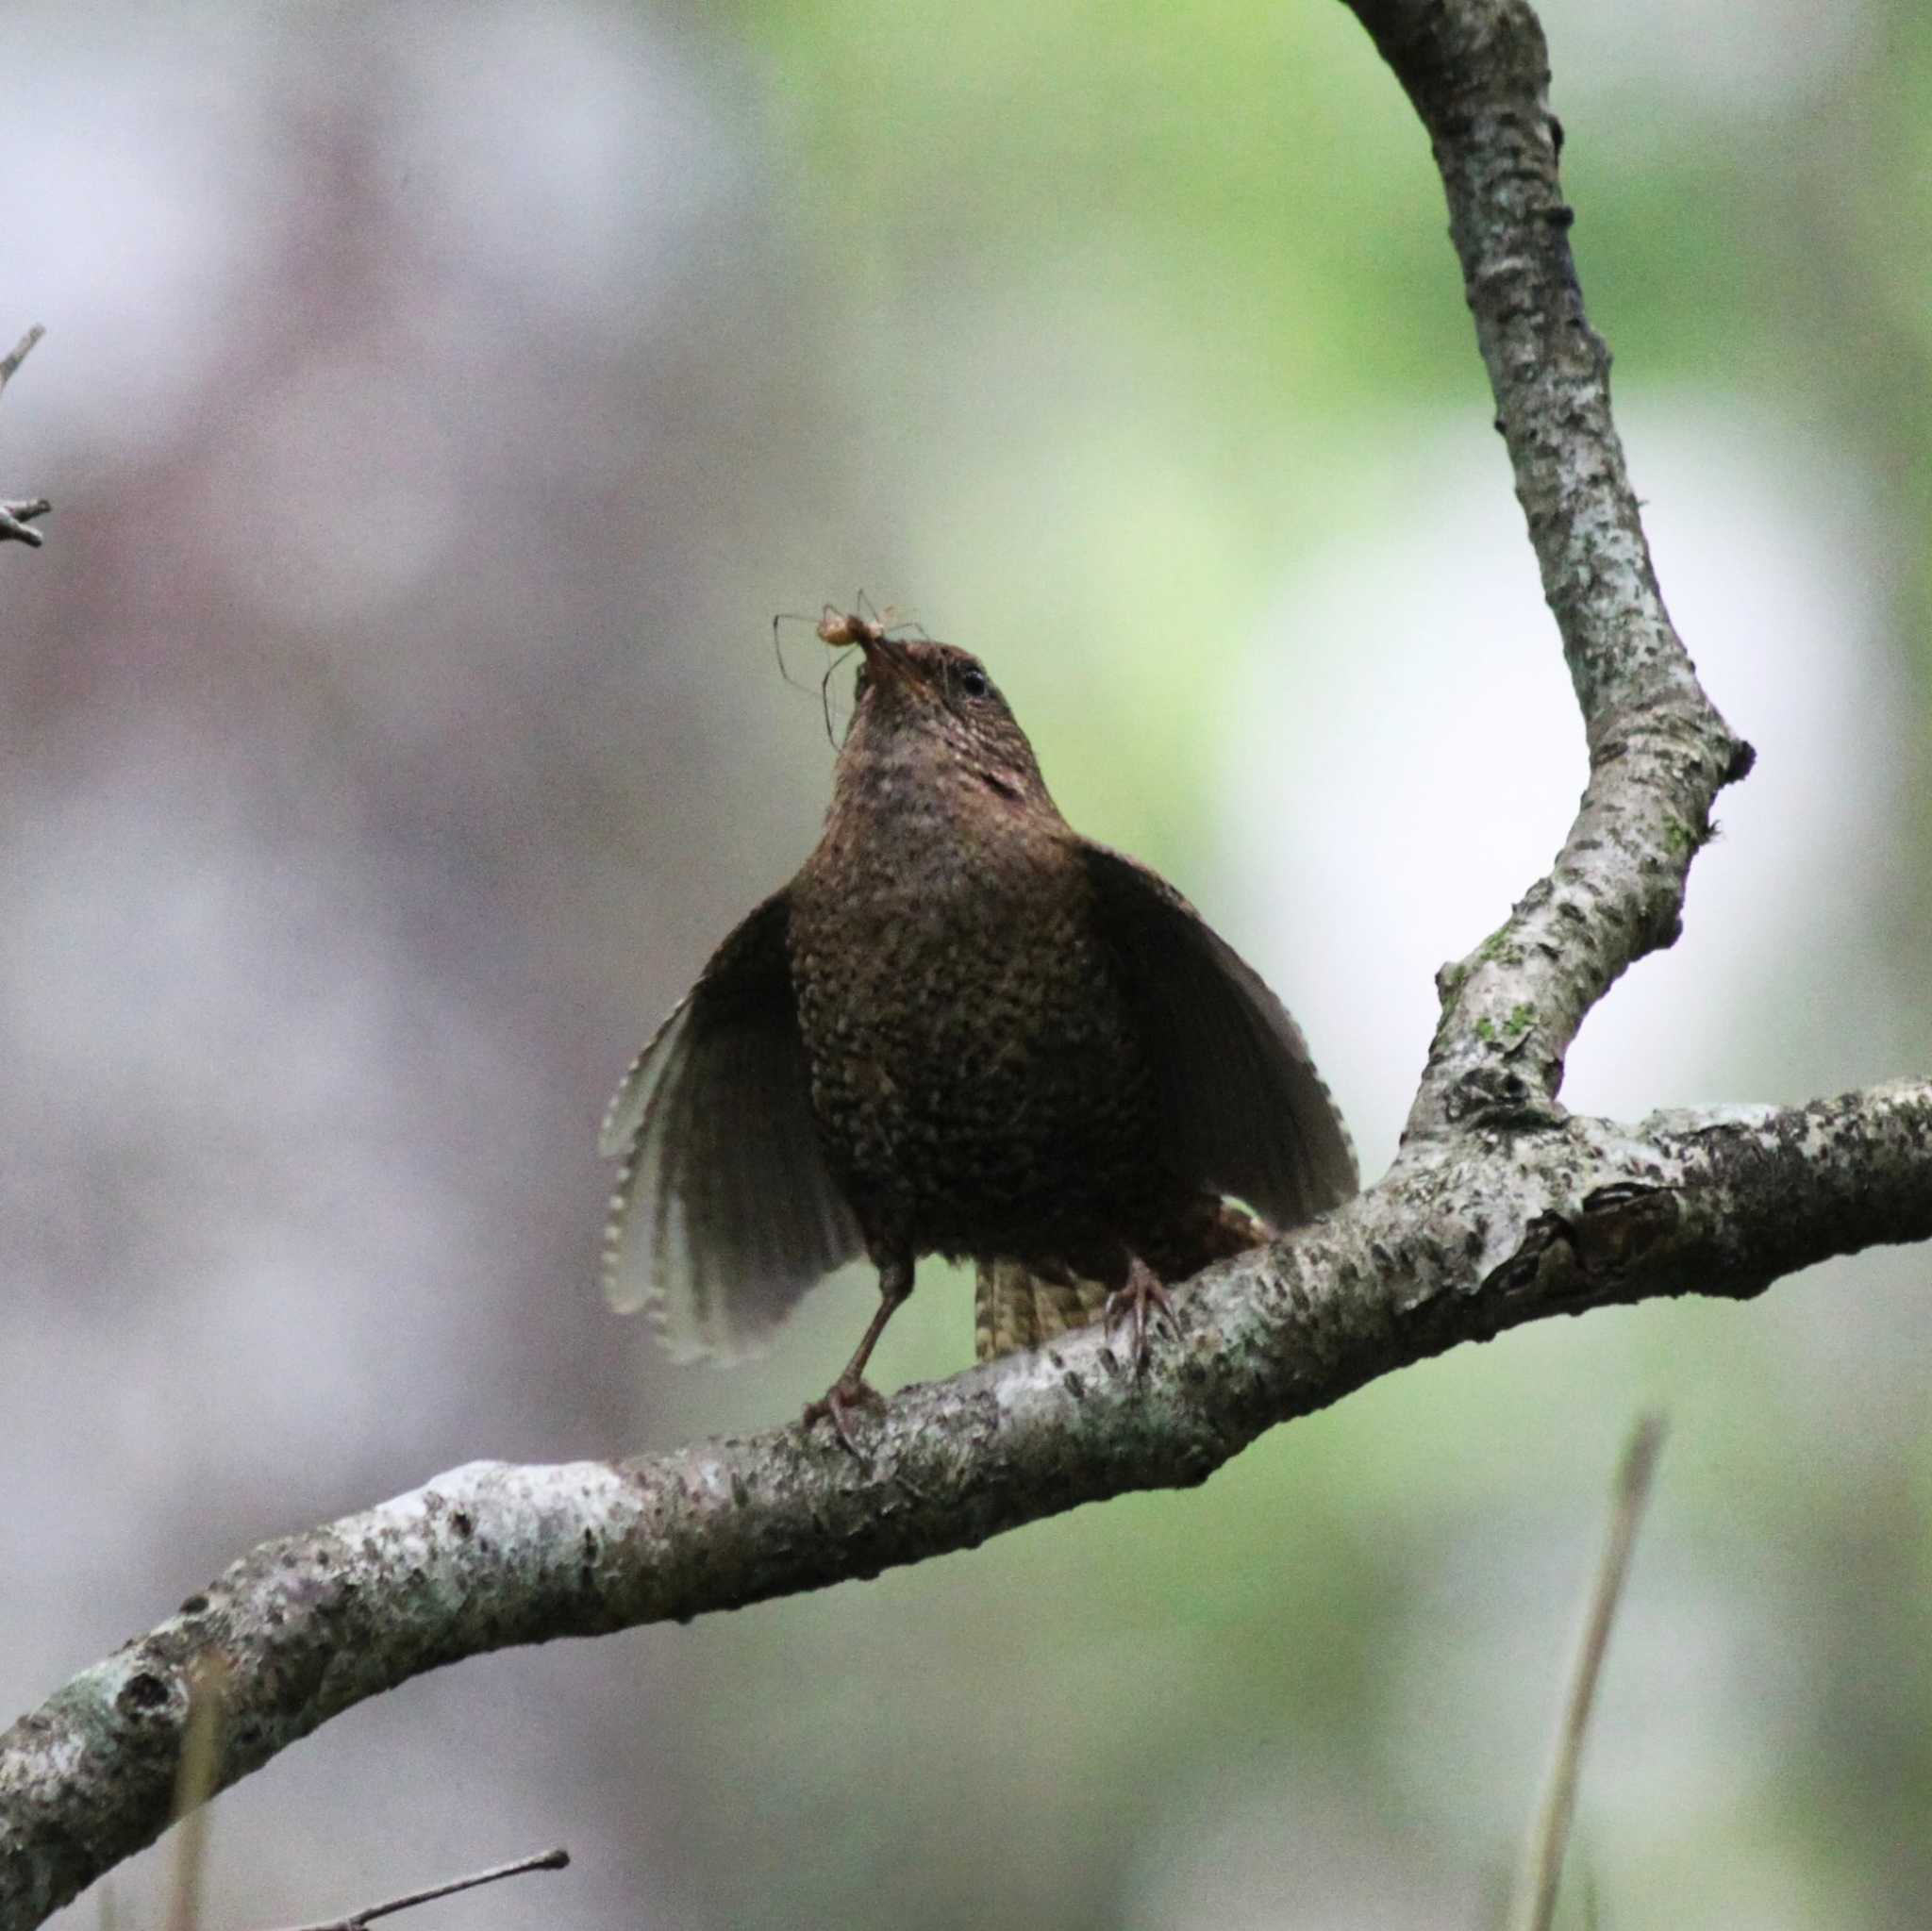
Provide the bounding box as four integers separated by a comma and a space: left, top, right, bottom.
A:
804, 1249, 913, 1453
1104, 1254, 1181, 1372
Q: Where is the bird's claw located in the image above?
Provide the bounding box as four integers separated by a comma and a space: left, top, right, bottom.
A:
803, 1375, 888, 1456
1104, 1261, 1181, 1372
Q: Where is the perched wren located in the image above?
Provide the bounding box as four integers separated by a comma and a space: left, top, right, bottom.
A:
601, 619, 1357, 1440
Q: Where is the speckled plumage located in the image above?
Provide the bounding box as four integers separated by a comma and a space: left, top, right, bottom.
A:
601, 628, 1357, 1429
789, 662, 1160, 1277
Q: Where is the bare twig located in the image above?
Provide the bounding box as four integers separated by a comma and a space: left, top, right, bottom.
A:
0, 499, 52, 544
270, 1847, 569, 1931
0, 325, 42, 391
0, 323, 49, 546
1507, 1415, 1666, 1931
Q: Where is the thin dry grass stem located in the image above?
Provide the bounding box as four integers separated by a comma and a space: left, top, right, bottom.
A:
265, 1847, 571, 1931
1507, 1414, 1666, 1931
164, 1656, 231, 1931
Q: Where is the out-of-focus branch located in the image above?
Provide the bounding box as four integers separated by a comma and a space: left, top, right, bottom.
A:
4, 1080, 1930, 1929
0, 325, 50, 546
1340, 2, 1754, 1139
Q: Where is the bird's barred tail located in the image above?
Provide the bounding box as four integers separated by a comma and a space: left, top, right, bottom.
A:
972, 1197, 1271, 1362
974, 1262, 1108, 1361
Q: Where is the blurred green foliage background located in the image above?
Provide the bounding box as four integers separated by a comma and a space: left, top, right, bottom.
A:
2, 4, 1925, 1927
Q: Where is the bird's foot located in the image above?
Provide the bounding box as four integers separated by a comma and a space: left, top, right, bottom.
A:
803, 1375, 888, 1456
1104, 1258, 1181, 1372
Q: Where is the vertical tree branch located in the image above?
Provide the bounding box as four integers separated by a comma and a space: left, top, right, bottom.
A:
1341, 3, 1753, 1139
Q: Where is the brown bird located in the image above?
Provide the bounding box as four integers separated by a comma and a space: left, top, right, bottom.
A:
600, 621, 1357, 1440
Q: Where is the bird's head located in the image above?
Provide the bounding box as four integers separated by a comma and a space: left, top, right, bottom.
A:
837, 631, 1055, 811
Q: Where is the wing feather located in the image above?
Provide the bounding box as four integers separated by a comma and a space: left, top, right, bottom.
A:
599, 891, 863, 1360
1080, 842, 1357, 1227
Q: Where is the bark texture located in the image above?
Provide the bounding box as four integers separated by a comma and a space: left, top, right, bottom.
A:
1348, 0, 1755, 1140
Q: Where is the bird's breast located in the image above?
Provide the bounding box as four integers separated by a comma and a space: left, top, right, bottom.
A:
788, 816, 1157, 1252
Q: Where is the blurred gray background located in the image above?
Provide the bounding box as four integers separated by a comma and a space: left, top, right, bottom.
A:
4, 4, 1928, 1927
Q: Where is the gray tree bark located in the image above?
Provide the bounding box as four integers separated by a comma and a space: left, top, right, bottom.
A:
3, 6, 1926, 1927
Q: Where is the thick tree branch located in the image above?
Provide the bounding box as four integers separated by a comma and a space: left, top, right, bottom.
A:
4, 7, 1926, 1927
4, 1081, 1930, 1927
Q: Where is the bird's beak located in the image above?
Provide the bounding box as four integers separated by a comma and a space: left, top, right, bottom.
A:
857, 633, 926, 696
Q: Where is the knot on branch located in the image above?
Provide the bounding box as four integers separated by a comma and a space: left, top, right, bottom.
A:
1437, 1062, 1564, 1134
1481, 1182, 1681, 1303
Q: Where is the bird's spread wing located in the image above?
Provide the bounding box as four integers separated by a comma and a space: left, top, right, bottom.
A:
599, 890, 863, 1360
1079, 841, 1358, 1228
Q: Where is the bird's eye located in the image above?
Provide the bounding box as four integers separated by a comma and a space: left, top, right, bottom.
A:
957, 667, 990, 700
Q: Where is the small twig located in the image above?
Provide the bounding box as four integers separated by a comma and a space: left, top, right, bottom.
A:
0, 323, 49, 546
269, 1847, 571, 1931
0, 499, 52, 545
0, 324, 42, 391
1507, 1415, 1666, 1931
